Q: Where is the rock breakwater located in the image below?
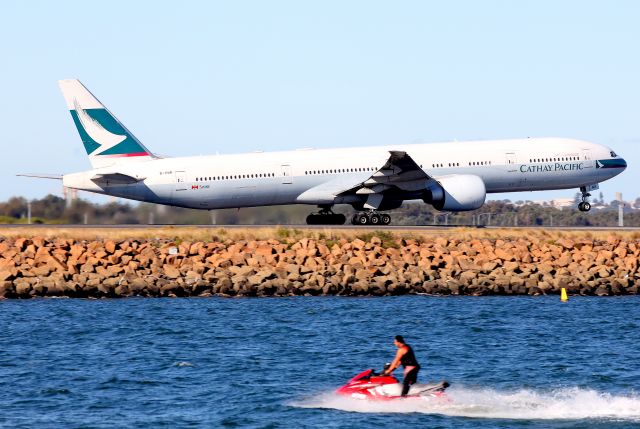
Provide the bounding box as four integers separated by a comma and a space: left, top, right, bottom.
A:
0, 233, 638, 298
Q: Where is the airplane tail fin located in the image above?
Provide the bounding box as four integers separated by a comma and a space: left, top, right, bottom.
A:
58, 79, 157, 168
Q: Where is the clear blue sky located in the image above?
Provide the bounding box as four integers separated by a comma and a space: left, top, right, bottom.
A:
1, 0, 638, 203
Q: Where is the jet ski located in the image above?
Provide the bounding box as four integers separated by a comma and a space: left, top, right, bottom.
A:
336, 368, 450, 401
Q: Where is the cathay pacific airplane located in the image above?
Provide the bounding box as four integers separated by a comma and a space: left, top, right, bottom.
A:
21, 80, 627, 225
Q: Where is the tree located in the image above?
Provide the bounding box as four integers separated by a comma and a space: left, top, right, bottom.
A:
32, 194, 66, 220
0, 197, 28, 218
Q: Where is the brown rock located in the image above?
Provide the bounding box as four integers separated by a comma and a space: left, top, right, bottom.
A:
459, 271, 478, 283
228, 265, 255, 277
494, 248, 513, 261
0, 270, 14, 282
248, 271, 269, 286
480, 261, 499, 272
556, 253, 572, 268
14, 280, 32, 296
255, 245, 273, 256
104, 240, 116, 254
494, 275, 511, 287
0, 280, 13, 297
129, 277, 148, 294
102, 265, 124, 278
80, 263, 95, 274
538, 262, 554, 274
370, 236, 382, 246
14, 238, 28, 251
614, 246, 628, 258
503, 261, 519, 272
556, 238, 575, 250
458, 257, 481, 271
352, 239, 366, 250
597, 267, 610, 278
164, 266, 181, 279
32, 265, 52, 277
596, 250, 613, 264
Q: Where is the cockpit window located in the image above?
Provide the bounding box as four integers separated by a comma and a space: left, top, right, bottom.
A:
610, 151, 617, 158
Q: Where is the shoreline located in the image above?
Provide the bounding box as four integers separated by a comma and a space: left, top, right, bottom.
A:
0, 228, 638, 298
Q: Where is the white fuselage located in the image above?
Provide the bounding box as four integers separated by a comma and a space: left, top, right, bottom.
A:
63, 137, 625, 210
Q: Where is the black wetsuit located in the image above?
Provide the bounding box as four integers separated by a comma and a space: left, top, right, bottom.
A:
400, 345, 420, 396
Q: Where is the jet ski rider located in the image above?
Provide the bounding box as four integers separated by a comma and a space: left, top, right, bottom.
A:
381, 335, 421, 397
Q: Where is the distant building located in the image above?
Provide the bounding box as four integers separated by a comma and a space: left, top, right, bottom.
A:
531, 198, 574, 209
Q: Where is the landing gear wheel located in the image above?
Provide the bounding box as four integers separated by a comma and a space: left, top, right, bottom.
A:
578, 202, 591, 212
577, 186, 593, 212
357, 213, 369, 225
351, 211, 392, 226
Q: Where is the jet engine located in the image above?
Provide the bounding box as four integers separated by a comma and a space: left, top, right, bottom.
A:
424, 175, 486, 212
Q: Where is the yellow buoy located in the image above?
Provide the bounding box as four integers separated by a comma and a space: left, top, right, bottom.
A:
560, 287, 568, 302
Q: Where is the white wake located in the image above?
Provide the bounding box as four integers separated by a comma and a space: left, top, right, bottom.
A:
291, 385, 640, 421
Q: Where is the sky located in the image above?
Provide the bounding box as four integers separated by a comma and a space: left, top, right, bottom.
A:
1, 0, 638, 204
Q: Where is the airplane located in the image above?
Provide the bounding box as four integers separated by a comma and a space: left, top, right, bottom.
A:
21, 79, 627, 225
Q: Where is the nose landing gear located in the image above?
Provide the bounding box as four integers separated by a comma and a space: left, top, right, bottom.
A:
578, 186, 592, 212
350, 211, 392, 225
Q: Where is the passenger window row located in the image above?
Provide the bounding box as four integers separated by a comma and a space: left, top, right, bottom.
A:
305, 167, 377, 175
430, 161, 490, 168
529, 156, 579, 163
468, 161, 491, 166
195, 173, 276, 182
432, 163, 462, 168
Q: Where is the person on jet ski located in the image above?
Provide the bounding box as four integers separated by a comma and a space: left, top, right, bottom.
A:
381, 335, 421, 397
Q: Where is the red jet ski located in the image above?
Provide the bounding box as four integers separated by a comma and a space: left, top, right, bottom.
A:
336, 368, 450, 401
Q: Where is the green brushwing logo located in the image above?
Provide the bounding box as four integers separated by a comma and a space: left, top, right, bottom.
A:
70, 100, 148, 157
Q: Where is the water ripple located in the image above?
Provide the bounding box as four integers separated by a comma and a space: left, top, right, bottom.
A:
0, 296, 638, 428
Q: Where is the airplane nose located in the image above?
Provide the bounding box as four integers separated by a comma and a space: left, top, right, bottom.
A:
613, 157, 628, 172
597, 157, 627, 171
620, 158, 627, 170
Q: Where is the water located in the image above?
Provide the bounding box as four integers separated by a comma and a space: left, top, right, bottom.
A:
1, 296, 639, 428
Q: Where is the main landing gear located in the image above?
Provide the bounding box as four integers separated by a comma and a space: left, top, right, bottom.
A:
306, 206, 346, 225
350, 211, 392, 225
578, 186, 591, 212
305, 206, 393, 226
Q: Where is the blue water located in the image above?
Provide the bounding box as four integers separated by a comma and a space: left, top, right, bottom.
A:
1, 296, 639, 428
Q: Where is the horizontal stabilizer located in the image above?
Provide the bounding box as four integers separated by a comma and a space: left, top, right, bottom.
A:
17, 173, 63, 180
90, 173, 145, 185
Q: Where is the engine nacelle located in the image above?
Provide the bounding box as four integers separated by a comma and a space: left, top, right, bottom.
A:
424, 175, 486, 212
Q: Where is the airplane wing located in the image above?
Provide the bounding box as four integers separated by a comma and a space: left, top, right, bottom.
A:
90, 173, 145, 185
16, 173, 63, 180
338, 150, 432, 196
296, 151, 433, 209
